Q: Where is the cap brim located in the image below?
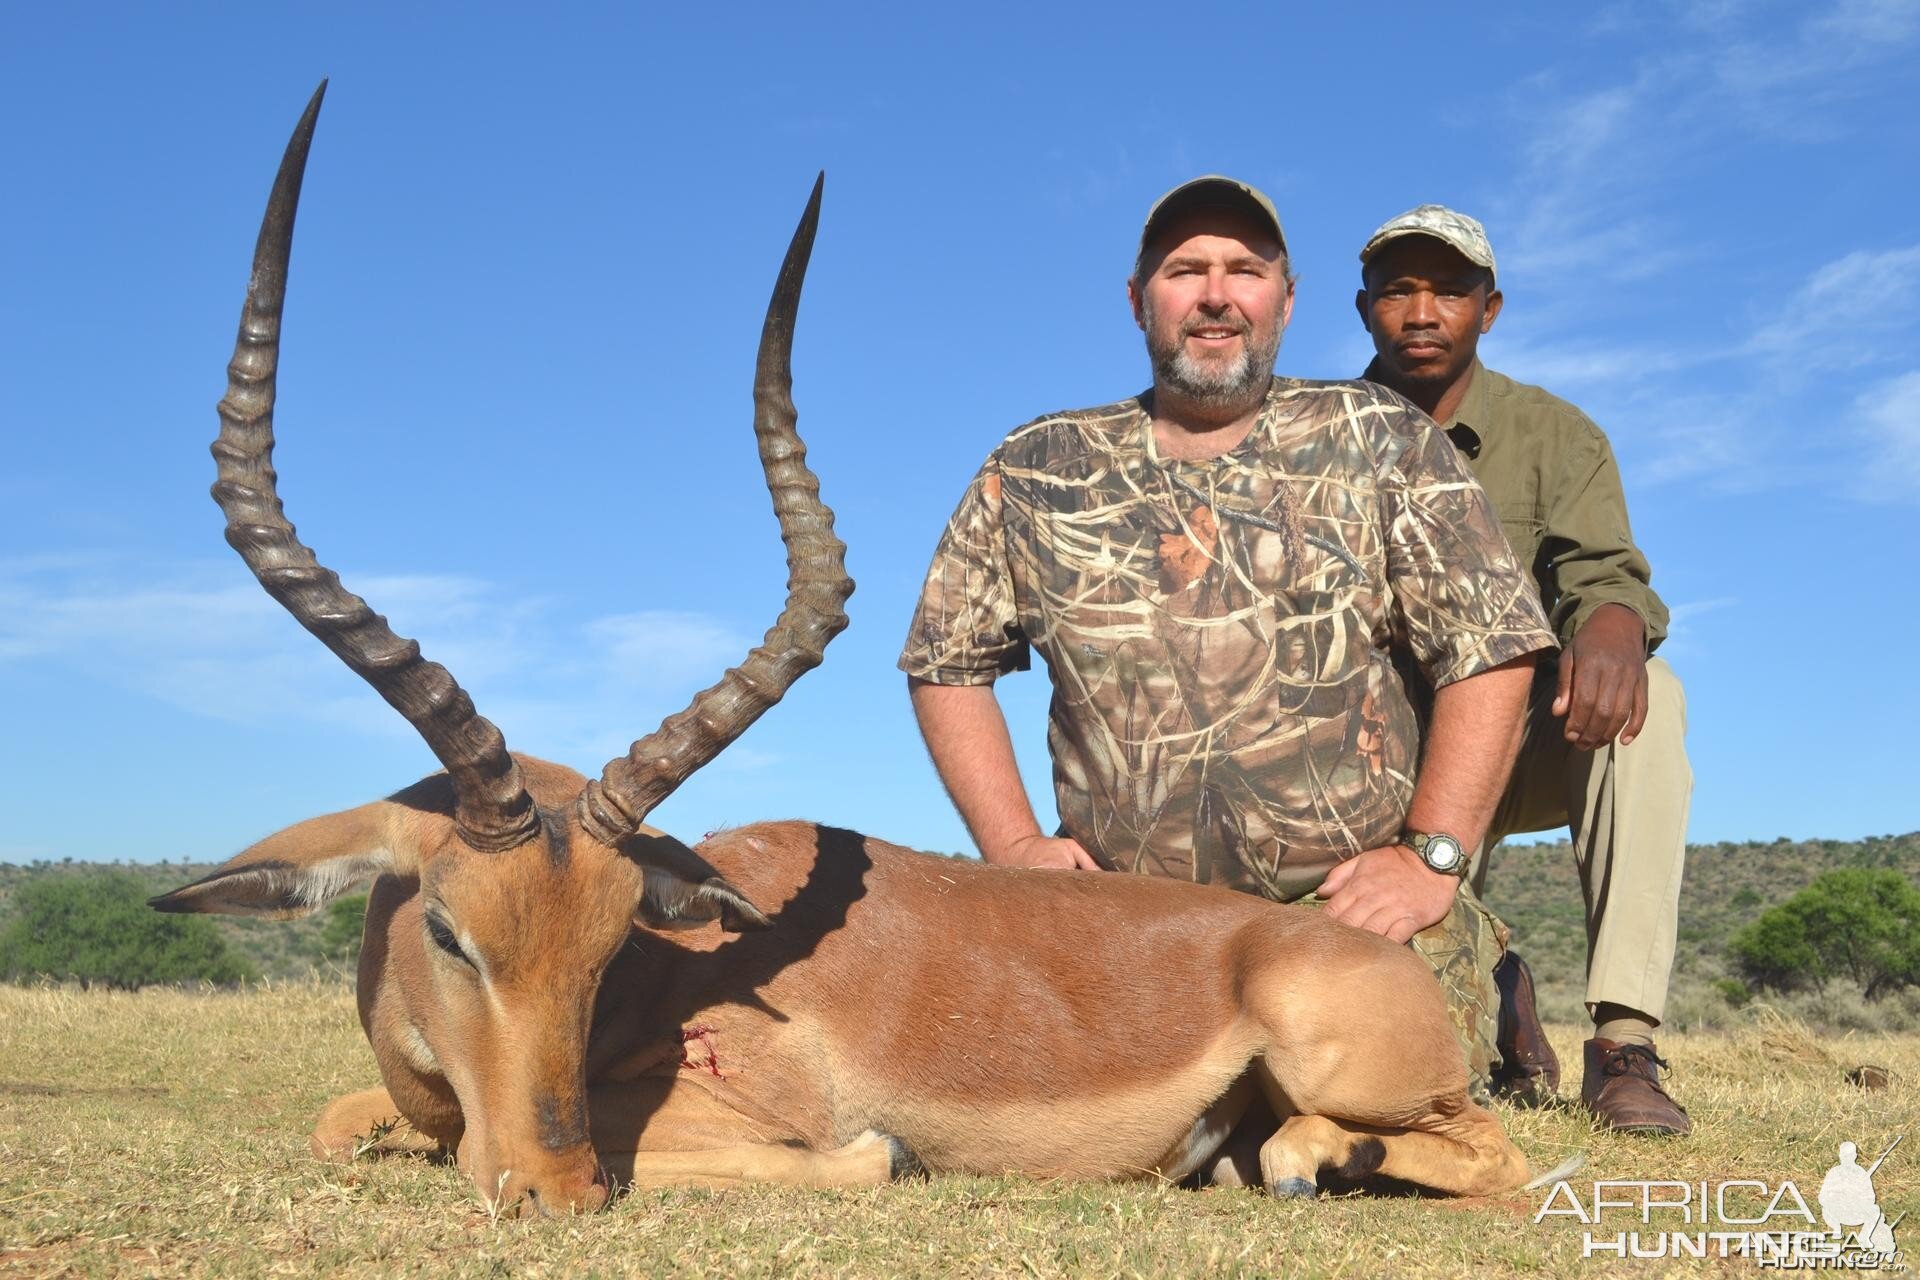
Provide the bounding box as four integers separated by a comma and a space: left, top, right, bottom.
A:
1141, 178, 1286, 257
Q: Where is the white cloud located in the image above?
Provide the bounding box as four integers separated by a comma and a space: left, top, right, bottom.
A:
1748, 245, 1920, 370
1615, 395, 1763, 491
1478, 16, 1920, 500
585, 611, 755, 688
1495, 0, 1917, 290
1811, 0, 1920, 42
1481, 333, 1705, 394
0, 555, 757, 756
1660, 595, 1739, 660
1522, 83, 1641, 173
1852, 370, 1920, 497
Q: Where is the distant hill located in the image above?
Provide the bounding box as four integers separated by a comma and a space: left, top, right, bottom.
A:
5, 832, 1917, 1028
1482, 831, 1920, 1030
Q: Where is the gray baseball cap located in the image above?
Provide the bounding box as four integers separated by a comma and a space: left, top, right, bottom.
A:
1139, 175, 1288, 261
1359, 204, 1496, 283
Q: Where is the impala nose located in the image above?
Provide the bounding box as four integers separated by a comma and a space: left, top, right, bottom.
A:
521, 1164, 611, 1217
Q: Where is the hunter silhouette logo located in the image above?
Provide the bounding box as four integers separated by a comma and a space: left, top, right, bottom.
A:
1819, 1138, 1902, 1260
1535, 1134, 1908, 1267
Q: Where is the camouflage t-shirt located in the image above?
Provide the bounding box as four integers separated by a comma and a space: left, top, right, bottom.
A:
900, 377, 1554, 900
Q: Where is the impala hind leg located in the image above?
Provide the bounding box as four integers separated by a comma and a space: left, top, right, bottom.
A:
310, 1087, 444, 1162
589, 1078, 912, 1191
1245, 935, 1532, 1197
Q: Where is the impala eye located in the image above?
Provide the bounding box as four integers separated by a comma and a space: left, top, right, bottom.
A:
425, 914, 471, 965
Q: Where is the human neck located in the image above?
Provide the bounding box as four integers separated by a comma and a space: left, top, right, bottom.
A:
1149, 383, 1268, 461
1382, 359, 1478, 425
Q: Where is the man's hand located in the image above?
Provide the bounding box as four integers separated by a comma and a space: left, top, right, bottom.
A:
1317, 845, 1459, 943
1554, 602, 1649, 749
992, 834, 1103, 871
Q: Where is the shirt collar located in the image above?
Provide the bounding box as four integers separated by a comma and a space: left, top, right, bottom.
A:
1138, 376, 1290, 463
1361, 356, 1488, 460
1440, 359, 1490, 460
1443, 358, 1491, 432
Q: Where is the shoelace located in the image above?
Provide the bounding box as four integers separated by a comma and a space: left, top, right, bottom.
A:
1601, 1042, 1671, 1078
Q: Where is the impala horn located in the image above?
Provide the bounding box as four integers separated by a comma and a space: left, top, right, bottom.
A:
577, 175, 852, 845
211, 80, 539, 853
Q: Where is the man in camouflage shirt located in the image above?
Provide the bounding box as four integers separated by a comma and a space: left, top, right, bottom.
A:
899, 176, 1556, 1105
1356, 205, 1693, 1136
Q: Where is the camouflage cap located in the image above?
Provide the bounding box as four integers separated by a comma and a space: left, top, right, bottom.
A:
1359, 204, 1496, 284
1139, 175, 1288, 262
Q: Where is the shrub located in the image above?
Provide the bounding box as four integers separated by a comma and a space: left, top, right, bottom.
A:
1713, 977, 1752, 1007
1730, 869, 1920, 1001
316, 894, 367, 965
0, 872, 258, 990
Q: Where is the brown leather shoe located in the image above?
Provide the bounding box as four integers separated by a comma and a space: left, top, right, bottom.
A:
1490, 950, 1561, 1105
1582, 1038, 1692, 1135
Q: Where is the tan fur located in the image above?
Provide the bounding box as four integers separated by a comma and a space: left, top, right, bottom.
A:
162, 755, 1536, 1216
170, 123, 1533, 1216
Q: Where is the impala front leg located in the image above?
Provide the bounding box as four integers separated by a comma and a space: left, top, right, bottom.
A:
620, 1130, 906, 1191
311, 1087, 447, 1162
588, 1078, 916, 1190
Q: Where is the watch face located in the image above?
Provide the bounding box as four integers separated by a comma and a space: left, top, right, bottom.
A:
1422, 835, 1463, 872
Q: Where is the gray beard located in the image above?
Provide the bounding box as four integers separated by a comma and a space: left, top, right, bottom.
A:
1144, 305, 1282, 412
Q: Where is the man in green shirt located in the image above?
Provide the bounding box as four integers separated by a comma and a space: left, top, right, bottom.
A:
1356, 204, 1692, 1136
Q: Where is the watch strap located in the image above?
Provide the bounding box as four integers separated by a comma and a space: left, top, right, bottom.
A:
1403, 829, 1469, 877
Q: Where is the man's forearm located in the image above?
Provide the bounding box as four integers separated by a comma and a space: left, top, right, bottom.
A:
907, 677, 1043, 863
1405, 653, 1538, 856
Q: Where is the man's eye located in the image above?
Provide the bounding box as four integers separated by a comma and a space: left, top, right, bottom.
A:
425, 915, 470, 964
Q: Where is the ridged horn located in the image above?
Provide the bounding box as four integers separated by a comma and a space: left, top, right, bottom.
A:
211, 81, 539, 853
578, 175, 852, 844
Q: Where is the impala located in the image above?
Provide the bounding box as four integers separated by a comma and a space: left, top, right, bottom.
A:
155, 84, 1570, 1218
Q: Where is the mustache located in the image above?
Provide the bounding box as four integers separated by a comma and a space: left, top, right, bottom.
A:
1180, 316, 1250, 338
1394, 334, 1450, 351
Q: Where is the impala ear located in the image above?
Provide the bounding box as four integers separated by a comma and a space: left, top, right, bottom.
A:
620, 829, 770, 933
636, 867, 771, 933
150, 802, 405, 918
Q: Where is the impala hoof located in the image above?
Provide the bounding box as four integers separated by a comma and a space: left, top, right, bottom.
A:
1269, 1177, 1317, 1199
885, 1134, 926, 1181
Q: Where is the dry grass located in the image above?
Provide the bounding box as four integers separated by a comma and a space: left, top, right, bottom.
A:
1, 982, 1914, 1279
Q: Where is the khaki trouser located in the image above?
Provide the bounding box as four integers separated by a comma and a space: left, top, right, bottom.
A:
1474, 657, 1692, 1023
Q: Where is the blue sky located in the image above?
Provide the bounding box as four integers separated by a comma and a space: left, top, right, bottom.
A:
1, 1, 1914, 866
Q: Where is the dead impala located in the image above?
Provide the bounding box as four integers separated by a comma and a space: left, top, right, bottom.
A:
154, 83, 1570, 1217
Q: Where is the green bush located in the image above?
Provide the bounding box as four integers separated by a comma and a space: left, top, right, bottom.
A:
0, 872, 258, 990
1730, 869, 1920, 1001
316, 894, 367, 965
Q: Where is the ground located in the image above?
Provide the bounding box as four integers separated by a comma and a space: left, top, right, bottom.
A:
0, 984, 1914, 1279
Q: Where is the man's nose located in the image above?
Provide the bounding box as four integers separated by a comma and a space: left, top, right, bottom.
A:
1199, 267, 1234, 310
1402, 289, 1438, 326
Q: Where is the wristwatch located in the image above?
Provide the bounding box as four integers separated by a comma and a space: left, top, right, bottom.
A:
1403, 830, 1469, 877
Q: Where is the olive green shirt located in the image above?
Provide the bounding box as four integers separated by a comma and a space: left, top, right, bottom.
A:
1363, 359, 1668, 650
